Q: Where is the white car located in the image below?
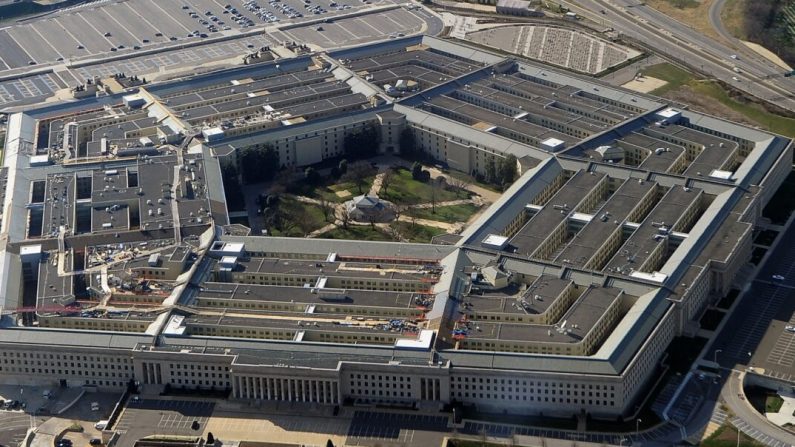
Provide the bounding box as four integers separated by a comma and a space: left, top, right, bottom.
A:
732, 76, 740, 82
730, 54, 738, 59
785, 325, 795, 333
773, 274, 785, 281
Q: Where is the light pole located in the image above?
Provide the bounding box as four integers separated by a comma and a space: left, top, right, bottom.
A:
736, 425, 740, 447
635, 418, 642, 438
714, 349, 722, 366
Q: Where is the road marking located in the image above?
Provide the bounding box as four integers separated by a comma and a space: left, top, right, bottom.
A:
3, 28, 37, 64
75, 11, 115, 47
120, 1, 161, 39
147, 0, 192, 33
30, 22, 65, 60
100, 7, 141, 44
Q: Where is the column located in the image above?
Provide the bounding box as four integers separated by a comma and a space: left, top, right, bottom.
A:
281, 379, 287, 401
231, 375, 238, 398
322, 381, 328, 404
267, 378, 272, 400
155, 364, 162, 385
141, 363, 148, 384
259, 377, 265, 400
301, 380, 307, 402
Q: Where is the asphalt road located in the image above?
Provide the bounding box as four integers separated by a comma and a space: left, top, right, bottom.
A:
558, 0, 795, 112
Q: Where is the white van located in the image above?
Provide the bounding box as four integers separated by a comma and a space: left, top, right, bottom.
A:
94, 420, 109, 430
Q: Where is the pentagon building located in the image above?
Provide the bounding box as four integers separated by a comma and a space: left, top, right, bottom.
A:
0, 36, 790, 420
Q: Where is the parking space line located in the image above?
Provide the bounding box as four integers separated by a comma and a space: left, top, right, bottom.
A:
4, 29, 36, 64
75, 11, 115, 47
30, 24, 64, 60
147, 0, 192, 33
99, 8, 141, 44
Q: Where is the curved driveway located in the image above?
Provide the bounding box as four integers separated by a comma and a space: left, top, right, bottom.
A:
707, 0, 737, 45
722, 371, 795, 446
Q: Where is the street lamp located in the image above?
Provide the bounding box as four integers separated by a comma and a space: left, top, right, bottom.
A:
714, 349, 722, 366
635, 418, 642, 438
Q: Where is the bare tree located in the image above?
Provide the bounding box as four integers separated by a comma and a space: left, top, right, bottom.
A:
342, 161, 375, 194
430, 177, 441, 214
380, 168, 394, 196
294, 207, 314, 237
405, 206, 418, 228
338, 206, 352, 230
319, 197, 332, 222
392, 203, 407, 221
266, 170, 292, 195
447, 175, 471, 195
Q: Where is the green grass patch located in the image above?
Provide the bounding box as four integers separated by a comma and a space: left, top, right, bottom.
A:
703, 423, 766, 446
265, 197, 329, 237
318, 225, 396, 241
382, 168, 469, 205
411, 204, 481, 223
766, 394, 784, 413
392, 221, 447, 243
289, 177, 375, 203
446, 169, 501, 193
666, 0, 699, 8
644, 63, 795, 137
690, 81, 795, 138
644, 63, 695, 95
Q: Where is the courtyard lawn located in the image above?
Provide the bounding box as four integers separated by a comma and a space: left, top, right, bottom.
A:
382, 168, 469, 205
318, 225, 395, 241
412, 203, 481, 223
289, 176, 375, 203
392, 221, 447, 243
265, 197, 329, 237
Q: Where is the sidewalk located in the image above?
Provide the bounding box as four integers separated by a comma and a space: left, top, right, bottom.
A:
767, 393, 795, 427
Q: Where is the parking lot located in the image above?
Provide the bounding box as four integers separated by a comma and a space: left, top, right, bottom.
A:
714, 221, 795, 379
0, 1, 439, 109
730, 417, 790, 447
345, 411, 448, 445
0, 410, 44, 447
275, 7, 427, 49
114, 398, 215, 447
0, 0, 389, 70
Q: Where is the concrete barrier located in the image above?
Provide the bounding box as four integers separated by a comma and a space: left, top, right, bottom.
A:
55, 389, 86, 415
